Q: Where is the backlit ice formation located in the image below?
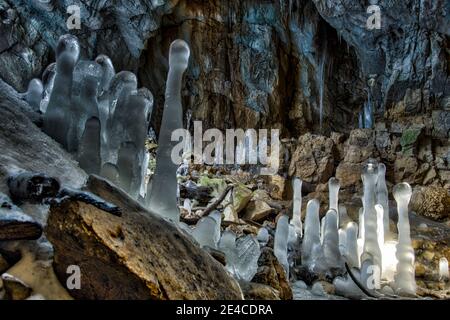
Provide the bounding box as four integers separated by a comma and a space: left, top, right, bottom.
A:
376, 163, 391, 240
393, 182, 416, 296
147, 39, 190, 223
274, 215, 290, 276
24, 79, 43, 112
439, 257, 449, 281
290, 178, 303, 237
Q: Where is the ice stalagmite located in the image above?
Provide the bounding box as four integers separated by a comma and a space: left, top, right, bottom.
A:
290, 177, 303, 237
100, 163, 120, 185
322, 209, 343, 270
192, 216, 218, 249
40, 62, 56, 113
338, 204, 350, 228
116, 142, 139, 195
147, 40, 190, 223
328, 178, 340, 224
68, 62, 101, 153
302, 199, 321, 268
439, 257, 449, 281
375, 204, 385, 255
43, 35, 80, 148
338, 229, 346, 256
345, 222, 359, 268
376, 163, 391, 240
25, 79, 43, 112
274, 215, 290, 276
219, 230, 238, 276
78, 117, 101, 175
210, 211, 222, 246
235, 235, 260, 282
393, 182, 416, 296
361, 162, 382, 275
95, 54, 115, 95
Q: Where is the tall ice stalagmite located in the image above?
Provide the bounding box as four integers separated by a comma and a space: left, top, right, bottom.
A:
393, 182, 416, 296
147, 39, 190, 222
291, 177, 303, 237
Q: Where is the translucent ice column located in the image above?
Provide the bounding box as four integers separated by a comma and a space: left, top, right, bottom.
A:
147, 40, 190, 223
361, 163, 382, 275
393, 182, 416, 296
116, 141, 139, 195
375, 204, 385, 254
290, 177, 303, 238
345, 222, 359, 268
219, 230, 238, 275
40, 62, 56, 113
302, 199, 321, 268
43, 35, 80, 148
274, 215, 289, 276
77, 117, 101, 175
235, 235, 261, 282
192, 216, 218, 249
322, 209, 343, 269
439, 257, 449, 281
95, 54, 115, 95
376, 163, 391, 240
328, 178, 340, 224
25, 79, 43, 112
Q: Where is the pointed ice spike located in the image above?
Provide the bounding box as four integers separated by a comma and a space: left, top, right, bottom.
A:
77, 117, 101, 175
361, 162, 382, 274
147, 40, 190, 223
235, 234, 261, 282
43, 35, 80, 148
290, 177, 303, 237
116, 141, 139, 195
322, 209, 343, 269
345, 222, 359, 268
40, 62, 56, 113
328, 177, 340, 225
95, 54, 115, 95
393, 182, 416, 296
274, 215, 290, 276
376, 163, 391, 241
302, 199, 321, 268
100, 162, 120, 185
25, 78, 43, 112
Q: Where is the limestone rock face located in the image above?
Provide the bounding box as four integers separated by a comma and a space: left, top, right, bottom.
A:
289, 133, 334, 184
1, 1, 447, 136
45, 175, 243, 300
411, 186, 450, 221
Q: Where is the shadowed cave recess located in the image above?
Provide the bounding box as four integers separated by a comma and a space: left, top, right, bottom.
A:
0, 0, 448, 301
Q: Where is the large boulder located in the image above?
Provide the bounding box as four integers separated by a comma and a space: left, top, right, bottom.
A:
411, 186, 450, 221
45, 175, 243, 300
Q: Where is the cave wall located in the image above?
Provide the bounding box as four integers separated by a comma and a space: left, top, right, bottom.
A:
0, 0, 448, 137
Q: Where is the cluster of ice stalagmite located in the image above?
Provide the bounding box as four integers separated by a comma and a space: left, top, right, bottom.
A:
33, 34, 155, 203
393, 183, 416, 296
219, 230, 261, 282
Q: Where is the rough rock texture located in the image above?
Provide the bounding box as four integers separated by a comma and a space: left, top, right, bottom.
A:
1, 0, 447, 136
252, 247, 292, 300
289, 133, 334, 184
0, 100, 87, 195
1, 273, 32, 300
240, 282, 281, 300
46, 175, 243, 300
411, 186, 450, 221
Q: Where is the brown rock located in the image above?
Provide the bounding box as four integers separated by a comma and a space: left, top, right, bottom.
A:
335, 162, 362, 189
243, 200, 273, 222
411, 186, 450, 221
0, 254, 9, 273
0, 192, 43, 241
1, 273, 32, 300
264, 175, 286, 200
288, 133, 334, 184
252, 247, 292, 300
45, 175, 243, 300
393, 155, 419, 184
241, 282, 281, 300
